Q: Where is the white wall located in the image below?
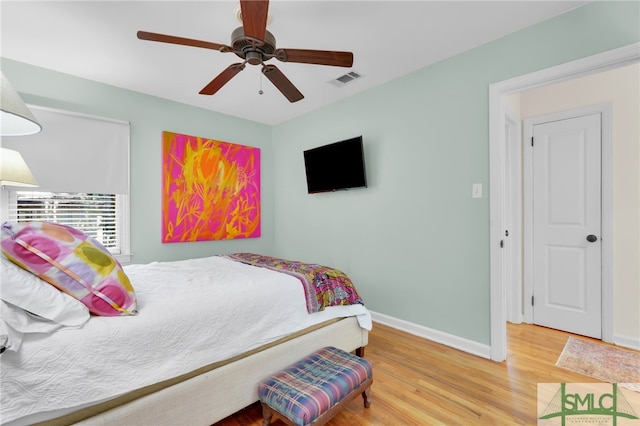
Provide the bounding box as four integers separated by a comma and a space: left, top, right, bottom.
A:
516, 63, 640, 344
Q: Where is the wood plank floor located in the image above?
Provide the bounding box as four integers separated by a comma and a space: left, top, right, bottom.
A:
215, 322, 604, 425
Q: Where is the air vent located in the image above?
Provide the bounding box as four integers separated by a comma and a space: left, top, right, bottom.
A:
329, 71, 362, 87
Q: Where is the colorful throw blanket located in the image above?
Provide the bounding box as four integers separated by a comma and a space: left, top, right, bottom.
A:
223, 253, 364, 314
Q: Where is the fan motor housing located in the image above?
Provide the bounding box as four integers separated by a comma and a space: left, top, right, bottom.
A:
231, 27, 276, 65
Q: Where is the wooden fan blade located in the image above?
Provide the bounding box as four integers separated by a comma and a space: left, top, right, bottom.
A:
137, 31, 232, 52
262, 65, 304, 103
239, 0, 269, 42
275, 48, 353, 67
199, 63, 246, 95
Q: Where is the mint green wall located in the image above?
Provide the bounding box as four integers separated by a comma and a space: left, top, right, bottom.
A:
271, 1, 640, 345
1, 59, 274, 264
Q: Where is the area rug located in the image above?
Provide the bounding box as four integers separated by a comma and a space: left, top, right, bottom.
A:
556, 336, 640, 392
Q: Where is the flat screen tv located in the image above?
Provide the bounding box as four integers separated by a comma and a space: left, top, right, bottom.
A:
303, 136, 367, 194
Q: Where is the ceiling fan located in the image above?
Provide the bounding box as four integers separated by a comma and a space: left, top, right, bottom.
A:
137, 0, 354, 103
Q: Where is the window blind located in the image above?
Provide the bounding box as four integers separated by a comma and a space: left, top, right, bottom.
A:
1, 105, 130, 194
8, 192, 121, 253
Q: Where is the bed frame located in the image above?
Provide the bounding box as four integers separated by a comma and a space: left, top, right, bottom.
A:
34, 316, 368, 426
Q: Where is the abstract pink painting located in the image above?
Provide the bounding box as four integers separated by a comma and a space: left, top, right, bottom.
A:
162, 131, 260, 242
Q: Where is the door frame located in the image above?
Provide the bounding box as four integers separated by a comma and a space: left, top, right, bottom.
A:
522, 105, 612, 331
504, 108, 523, 324
488, 42, 640, 362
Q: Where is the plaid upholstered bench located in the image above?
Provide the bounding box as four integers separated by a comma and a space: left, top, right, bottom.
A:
257, 346, 373, 426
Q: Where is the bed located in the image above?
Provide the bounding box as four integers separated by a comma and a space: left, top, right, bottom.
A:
0, 247, 371, 426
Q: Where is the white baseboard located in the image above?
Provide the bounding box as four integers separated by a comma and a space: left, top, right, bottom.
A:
370, 311, 640, 356
369, 310, 492, 360
614, 334, 640, 351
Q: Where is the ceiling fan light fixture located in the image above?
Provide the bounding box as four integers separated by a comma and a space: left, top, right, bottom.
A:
231, 27, 276, 60
245, 51, 262, 65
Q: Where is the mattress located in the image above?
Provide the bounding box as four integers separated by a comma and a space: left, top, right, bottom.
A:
0, 255, 371, 425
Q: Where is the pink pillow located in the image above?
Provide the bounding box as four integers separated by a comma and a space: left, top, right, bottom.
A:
1, 221, 137, 316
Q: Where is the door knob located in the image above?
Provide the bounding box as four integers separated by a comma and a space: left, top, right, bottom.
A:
586, 234, 598, 243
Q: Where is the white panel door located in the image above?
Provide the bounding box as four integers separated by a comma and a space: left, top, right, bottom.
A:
532, 113, 601, 338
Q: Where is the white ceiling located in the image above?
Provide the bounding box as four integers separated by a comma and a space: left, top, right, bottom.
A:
1, 1, 590, 125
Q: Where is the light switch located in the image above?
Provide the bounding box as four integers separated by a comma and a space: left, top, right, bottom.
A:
472, 183, 483, 199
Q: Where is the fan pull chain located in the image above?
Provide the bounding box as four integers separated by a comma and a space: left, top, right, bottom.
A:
259, 71, 264, 95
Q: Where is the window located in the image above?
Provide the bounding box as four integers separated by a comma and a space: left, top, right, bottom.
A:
8, 191, 127, 256
1, 105, 131, 262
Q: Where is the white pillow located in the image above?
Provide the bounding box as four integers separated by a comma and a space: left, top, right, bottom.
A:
0, 256, 89, 327
0, 299, 66, 334
0, 315, 24, 353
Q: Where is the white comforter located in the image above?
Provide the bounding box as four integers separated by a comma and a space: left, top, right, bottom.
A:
0, 255, 371, 425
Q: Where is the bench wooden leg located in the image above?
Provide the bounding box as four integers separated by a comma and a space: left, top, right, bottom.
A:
261, 403, 274, 426
362, 386, 372, 408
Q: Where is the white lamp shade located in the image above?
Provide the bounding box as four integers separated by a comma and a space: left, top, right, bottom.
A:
0, 148, 38, 187
0, 72, 42, 136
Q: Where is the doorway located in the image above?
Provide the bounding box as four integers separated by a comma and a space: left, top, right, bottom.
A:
488, 42, 639, 362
